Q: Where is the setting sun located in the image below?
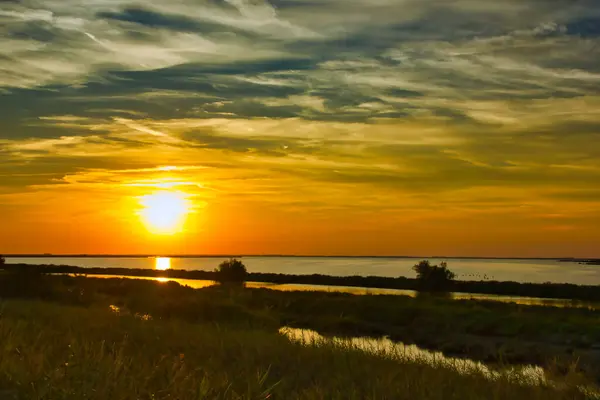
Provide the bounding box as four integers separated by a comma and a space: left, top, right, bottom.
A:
138, 191, 191, 235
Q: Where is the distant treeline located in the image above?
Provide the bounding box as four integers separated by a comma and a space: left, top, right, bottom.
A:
581, 260, 600, 265
3, 263, 600, 302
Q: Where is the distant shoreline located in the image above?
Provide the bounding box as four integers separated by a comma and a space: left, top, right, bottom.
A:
4, 254, 599, 262
4, 263, 600, 302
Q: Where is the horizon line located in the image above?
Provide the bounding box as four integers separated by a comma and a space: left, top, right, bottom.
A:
2, 254, 598, 261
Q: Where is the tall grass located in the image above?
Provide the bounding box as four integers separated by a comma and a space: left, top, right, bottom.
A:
2, 274, 600, 370
0, 300, 592, 399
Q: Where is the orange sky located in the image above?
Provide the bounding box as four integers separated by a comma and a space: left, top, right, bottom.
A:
1, 0, 600, 257
2, 133, 598, 257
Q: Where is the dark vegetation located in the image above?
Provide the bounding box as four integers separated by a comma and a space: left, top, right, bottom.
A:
413, 260, 455, 292
2, 270, 600, 379
214, 258, 247, 286
2, 300, 591, 400
5, 261, 600, 302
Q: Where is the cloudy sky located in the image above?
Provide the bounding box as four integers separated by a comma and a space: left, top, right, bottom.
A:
1, 0, 599, 256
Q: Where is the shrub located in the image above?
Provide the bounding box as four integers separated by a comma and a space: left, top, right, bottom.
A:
412, 260, 455, 293
214, 259, 247, 286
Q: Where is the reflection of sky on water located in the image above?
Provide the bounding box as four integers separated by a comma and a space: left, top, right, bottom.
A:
279, 327, 546, 386
80, 275, 600, 310
9, 256, 600, 285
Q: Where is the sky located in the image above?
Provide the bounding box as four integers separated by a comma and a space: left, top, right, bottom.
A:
1, 0, 599, 257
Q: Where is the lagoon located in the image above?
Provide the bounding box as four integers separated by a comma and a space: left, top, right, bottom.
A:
7, 256, 599, 285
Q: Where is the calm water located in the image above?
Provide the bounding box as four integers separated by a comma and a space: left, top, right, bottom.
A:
281, 328, 596, 395
104, 305, 546, 385
82, 274, 600, 309
105, 304, 588, 390
6, 256, 599, 285
280, 327, 547, 385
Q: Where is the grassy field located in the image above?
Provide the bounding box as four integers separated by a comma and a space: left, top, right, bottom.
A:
3, 272, 600, 378
0, 299, 594, 400
3, 273, 600, 371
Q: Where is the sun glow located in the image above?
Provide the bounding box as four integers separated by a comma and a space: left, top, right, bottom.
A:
154, 257, 171, 270
138, 191, 191, 235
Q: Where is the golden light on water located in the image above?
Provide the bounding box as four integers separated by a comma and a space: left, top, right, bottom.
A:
138, 191, 191, 235
155, 257, 171, 271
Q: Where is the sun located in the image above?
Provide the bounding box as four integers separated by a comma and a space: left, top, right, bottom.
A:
138, 191, 191, 235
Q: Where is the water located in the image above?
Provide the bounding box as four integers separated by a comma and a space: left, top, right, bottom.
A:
6, 256, 600, 285
81, 274, 600, 309
108, 303, 595, 392
103, 305, 552, 387
279, 327, 547, 386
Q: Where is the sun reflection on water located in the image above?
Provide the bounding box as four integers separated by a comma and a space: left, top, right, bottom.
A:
155, 257, 171, 271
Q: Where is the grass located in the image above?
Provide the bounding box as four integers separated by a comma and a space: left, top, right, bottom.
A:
0, 300, 592, 400
3, 273, 600, 370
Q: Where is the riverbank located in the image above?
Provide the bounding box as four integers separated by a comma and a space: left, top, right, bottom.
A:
2, 272, 600, 379
1, 299, 591, 400
5, 262, 600, 302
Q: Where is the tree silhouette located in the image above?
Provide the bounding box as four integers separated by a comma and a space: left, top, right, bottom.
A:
214, 259, 247, 286
412, 260, 455, 293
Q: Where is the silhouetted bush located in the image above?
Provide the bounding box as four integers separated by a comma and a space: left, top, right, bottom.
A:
0, 265, 50, 299
214, 259, 247, 286
8, 263, 600, 302
0, 255, 5, 266
413, 260, 455, 292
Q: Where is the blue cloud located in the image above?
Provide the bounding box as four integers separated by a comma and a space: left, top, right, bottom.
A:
1, 0, 600, 154
7, 21, 58, 43
97, 6, 262, 39
566, 17, 600, 38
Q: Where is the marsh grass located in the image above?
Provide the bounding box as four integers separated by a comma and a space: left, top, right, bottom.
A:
0, 300, 593, 400
3, 274, 600, 369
